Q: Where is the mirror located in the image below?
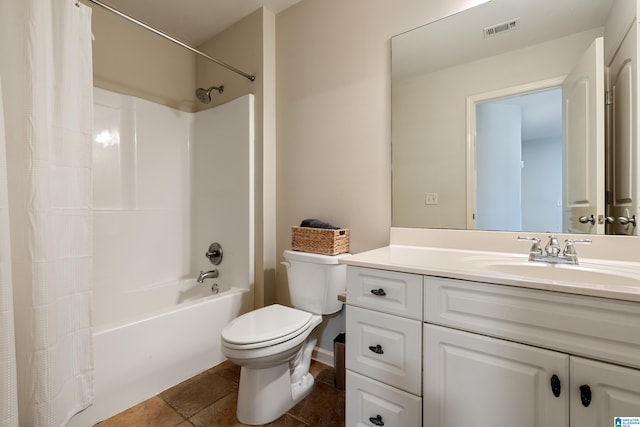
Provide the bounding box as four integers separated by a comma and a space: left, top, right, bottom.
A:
392, 0, 637, 235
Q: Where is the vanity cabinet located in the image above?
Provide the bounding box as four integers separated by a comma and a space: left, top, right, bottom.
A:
345, 267, 423, 426
424, 276, 640, 427
424, 324, 640, 427
345, 266, 640, 427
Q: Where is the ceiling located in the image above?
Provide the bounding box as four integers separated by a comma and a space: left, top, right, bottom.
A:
92, 0, 302, 46
392, 0, 613, 80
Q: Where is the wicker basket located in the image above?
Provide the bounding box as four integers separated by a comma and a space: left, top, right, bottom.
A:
291, 226, 350, 255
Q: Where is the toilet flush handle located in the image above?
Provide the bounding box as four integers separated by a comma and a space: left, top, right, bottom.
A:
280, 261, 291, 269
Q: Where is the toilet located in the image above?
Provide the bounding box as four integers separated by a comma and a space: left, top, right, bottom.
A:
220, 249, 350, 425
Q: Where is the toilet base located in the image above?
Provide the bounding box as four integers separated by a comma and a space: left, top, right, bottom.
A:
235, 336, 318, 425
236, 363, 315, 425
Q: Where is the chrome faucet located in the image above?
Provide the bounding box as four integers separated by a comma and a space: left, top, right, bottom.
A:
197, 269, 219, 283
518, 235, 591, 265
544, 235, 561, 257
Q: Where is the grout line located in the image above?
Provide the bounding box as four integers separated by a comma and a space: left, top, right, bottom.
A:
286, 413, 313, 426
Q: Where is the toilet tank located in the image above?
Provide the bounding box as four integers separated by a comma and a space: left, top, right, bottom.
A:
282, 250, 350, 315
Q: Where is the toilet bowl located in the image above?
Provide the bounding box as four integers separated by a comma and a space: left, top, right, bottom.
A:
220, 250, 349, 425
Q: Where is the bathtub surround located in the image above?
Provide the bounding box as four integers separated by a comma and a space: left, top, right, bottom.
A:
91, 88, 254, 326
0, 1, 95, 425
65, 90, 256, 426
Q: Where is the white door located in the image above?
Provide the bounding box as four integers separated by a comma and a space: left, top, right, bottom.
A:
423, 324, 569, 427
569, 356, 640, 427
562, 37, 605, 234
607, 18, 639, 235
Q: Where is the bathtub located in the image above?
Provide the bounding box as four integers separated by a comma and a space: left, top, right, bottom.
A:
67, 281, 253, 427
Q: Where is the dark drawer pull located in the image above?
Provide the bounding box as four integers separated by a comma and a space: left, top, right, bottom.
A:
369, 414, 384, 426
580, 384, 592, 407
370, 288, 386, 296
368, 344, 384, 355
550, 374, 561, 397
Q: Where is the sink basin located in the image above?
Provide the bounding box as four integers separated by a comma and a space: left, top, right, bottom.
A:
463, 256, 640, 288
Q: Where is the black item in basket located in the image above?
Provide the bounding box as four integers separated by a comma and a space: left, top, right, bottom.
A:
300, 218, 340, 230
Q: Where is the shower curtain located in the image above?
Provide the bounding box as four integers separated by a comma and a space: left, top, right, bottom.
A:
0, 1, 94, 426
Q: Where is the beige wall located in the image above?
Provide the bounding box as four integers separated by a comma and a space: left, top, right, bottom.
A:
196, 10, 262, 111
275, 0, 487, 304
275, 0, 490, 350
87, 0, 197, 112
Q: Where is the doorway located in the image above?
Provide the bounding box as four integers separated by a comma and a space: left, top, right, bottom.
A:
467, 81, 563, 232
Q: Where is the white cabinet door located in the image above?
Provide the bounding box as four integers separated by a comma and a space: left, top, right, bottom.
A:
607, 9, 639, 236
424, 324, 569, 427
570, 356, 640, 427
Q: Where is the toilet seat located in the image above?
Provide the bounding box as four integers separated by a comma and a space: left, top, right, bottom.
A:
221, 304, 313, 350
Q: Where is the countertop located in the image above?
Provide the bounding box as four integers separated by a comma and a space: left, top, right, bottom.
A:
339, 244, 640, 303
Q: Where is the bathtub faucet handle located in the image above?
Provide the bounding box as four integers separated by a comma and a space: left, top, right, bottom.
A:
205, 242, 223, 265
197, 269, 219, 283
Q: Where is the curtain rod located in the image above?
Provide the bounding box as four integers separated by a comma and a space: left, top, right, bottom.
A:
85, 0, 256, 82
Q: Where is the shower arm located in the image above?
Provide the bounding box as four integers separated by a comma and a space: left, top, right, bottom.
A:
84, 0, 256, 82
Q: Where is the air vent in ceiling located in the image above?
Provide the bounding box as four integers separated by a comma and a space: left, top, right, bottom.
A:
483, 18, 519, 38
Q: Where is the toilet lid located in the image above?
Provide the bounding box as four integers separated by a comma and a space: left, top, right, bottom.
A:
221, 304, 313, 346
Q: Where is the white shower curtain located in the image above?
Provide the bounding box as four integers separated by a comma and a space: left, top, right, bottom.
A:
0, 1, 94, 426
0, 81, 19, 427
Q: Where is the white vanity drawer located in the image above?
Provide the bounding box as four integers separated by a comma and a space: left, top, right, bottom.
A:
346, 305, 422, 395
424, 276, 640, 369
347, 266, 423, 320
346, 370, 422, 427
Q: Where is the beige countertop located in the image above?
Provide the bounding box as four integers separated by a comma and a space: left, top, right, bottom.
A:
340, 244, 640, 303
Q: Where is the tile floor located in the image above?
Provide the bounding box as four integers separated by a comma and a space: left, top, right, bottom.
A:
94, 360, 345, 427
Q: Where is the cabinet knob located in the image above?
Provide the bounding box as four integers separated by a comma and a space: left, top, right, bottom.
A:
368, 344, 384, 355
370, 288, 386, 296
369, 414, 384, 426
550, 374, 561, 397
579, 384, 592, 407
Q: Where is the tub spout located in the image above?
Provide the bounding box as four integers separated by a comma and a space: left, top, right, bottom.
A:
197, 269, 219, 283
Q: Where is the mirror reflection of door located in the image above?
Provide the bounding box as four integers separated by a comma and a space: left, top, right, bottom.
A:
562, 37, 605, 235
474, 88, 563, 232
607, 8, 638, 236
471, 38, 606, 235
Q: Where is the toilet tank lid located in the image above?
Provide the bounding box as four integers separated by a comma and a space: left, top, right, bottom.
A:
283, 250, 351, 264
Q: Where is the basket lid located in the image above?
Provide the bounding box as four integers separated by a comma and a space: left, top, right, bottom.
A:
283, 249, 350, 264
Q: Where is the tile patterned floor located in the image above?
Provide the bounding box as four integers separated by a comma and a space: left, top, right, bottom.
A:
94, 360, 345, 427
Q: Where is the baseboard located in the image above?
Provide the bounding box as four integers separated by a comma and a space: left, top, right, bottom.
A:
312, 346, 334, 367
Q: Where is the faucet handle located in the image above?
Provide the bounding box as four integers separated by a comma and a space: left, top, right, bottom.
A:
517, 236, 542, 256
563, 238, 592, 259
